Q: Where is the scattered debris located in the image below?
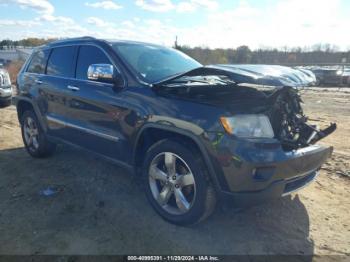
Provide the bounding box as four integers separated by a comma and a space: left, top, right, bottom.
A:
40, 186, 64, 196
321, 167, 333, 172
2, 125, 13, 130
40, 187, 57, 196
10, 193, 24, 200
315, 180, 324, 187
336, 170, 350, 177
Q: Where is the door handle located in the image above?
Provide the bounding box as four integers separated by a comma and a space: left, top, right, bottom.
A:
35, 80, 43, 84
67, 85, 80, 91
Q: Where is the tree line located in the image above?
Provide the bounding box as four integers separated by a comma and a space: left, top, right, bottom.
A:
1, 37, 349, 65
176, 45, 350, 65
0, 38, 57, 49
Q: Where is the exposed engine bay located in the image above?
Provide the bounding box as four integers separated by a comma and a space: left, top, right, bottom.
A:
154, 66, 337, 150
265, 86, 336, 150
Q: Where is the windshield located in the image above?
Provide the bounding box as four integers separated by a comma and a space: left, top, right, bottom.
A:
111, 42, 202, 83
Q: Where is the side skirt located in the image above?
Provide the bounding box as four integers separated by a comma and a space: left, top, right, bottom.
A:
47, 135, 135, 174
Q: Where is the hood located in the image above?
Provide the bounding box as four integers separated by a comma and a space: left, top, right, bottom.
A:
153, 67, 294, 114
214, 64, 315, 87
154, 64, 315, 88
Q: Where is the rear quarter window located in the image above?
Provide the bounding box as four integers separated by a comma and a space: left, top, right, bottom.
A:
47, 46, 76, 78
26, 50, 50, 74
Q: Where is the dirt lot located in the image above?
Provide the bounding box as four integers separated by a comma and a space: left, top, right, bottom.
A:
0, 88, 349, 256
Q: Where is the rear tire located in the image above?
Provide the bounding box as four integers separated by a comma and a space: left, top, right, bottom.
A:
21, 110, 56, 158
142, 139, 216, 226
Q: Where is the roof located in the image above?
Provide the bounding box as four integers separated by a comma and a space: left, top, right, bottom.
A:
38, 36, 164, 50
42, 36, 101, 48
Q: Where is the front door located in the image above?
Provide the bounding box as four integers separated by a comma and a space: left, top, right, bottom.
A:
62, 45, 129, 162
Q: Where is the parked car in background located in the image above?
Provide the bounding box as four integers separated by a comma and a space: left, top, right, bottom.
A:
310, 67, 347, 86
341, 68, 350, 86
0, 67, 12, 106
14, 37, 336, 225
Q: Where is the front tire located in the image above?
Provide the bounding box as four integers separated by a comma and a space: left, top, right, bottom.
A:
142, 139, 216, 225
21, 110, 56, 158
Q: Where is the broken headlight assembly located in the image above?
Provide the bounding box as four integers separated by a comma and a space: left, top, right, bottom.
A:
220, 114, 274, 138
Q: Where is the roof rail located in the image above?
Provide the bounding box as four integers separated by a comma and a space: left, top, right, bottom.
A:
47, 36, 97, 46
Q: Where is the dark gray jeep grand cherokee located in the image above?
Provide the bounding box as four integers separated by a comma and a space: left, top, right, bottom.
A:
14, 37, 336, 225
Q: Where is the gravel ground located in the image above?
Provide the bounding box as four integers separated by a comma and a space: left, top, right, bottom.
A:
0, 88, 349, 256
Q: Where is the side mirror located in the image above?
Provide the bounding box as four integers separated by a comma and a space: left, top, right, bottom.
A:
87, 64, 123, 87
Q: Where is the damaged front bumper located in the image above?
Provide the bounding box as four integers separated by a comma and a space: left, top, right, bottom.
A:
209, 135, 333, 207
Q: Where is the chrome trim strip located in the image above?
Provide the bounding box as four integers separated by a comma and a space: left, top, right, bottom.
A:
285, 145, 322, 157
281, 171, 319, 197
46, 116, 119, 142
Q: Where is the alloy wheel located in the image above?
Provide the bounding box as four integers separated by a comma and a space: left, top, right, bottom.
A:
23, 116, 40, 151
148, 152, 196, 215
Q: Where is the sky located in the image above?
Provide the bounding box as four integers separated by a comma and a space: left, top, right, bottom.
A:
0, 0, 349, 50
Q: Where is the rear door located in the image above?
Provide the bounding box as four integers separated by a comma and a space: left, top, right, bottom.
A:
21, 49, 50, 102
42, 45, 77, 139
62, 45, 129, 161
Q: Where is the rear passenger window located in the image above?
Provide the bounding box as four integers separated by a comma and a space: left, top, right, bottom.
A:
27, 50, 49, 74
47, 46, 75, 78
76, 45, 110, 80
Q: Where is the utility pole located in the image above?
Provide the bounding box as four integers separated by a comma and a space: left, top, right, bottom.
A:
174, 36, 178, 49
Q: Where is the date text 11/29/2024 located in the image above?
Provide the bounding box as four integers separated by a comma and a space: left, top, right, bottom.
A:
127, 255, 219, 261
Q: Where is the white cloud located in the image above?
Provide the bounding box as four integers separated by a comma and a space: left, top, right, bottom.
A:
0, 0, 54, 14
0, 19, 40, 27
176, 2, 196, 13
85, 1, 122, 10
121, 20, 136, 28
38, 14, 75, 25
178, 0, 218, 12
135, 0, 219, 13
192, 0, 218, 9
0, 0, 75, 27
1, 0, 350, 51
135, 0, 174, 12
87, 17, 112, 27
171, 0, 350, 50
0, 0, 85, 39
36, 25, 90, 39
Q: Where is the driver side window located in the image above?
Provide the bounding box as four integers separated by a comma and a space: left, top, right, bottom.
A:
76, 45, 111, 80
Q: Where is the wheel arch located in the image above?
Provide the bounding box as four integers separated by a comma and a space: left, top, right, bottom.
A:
15, 97, 47, 131
132, 123, 222, 192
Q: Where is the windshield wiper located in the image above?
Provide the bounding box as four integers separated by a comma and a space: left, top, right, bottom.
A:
153, 66, 204, 85
153, 66, 239, 88
166, 74, 236, 86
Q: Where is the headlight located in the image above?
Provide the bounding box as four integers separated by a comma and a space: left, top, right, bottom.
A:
220, 114, 274, 138
0, 71, 11, 86
336, 70, 343, 75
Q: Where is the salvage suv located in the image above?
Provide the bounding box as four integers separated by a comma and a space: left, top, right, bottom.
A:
14, 37, 336, 225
